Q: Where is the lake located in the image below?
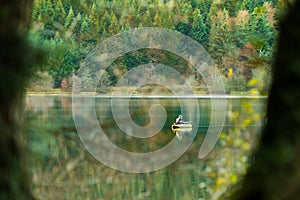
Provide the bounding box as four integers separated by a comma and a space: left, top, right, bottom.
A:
25, 95, 265, 199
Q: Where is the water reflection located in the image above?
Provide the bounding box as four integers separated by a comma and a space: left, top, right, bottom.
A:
25, 95, 265, 199
171, 128, 193, 140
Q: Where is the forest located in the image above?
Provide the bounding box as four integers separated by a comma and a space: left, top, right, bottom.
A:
2, 0, 300, 199
28, 0, 284, 94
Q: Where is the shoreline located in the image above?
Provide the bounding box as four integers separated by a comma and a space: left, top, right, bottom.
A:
26, 92, 268, 99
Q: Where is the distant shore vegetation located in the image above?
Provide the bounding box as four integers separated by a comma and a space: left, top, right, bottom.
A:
28, 0, 286, 95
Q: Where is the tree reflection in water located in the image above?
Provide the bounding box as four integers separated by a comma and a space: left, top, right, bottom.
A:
171, 128, 193, 140
25, 96, 264, 199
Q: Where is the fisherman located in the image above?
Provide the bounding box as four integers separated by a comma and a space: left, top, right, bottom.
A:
175, 115, 184, 124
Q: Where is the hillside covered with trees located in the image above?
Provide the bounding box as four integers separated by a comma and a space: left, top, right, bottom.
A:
29, 0, 285, 94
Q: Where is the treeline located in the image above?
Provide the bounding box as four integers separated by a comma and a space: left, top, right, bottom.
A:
29, 0, 285, 93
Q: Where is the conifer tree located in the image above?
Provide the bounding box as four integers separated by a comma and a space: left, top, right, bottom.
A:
100, 11, 111, 35
32, 0, 41, 19
154, 11, 162, 26
223, 0, 237, 17
241, 0, 266, 12
249, 8, 275, 57
53, 0, 66, 24
234, 10, 251, 48
143, 10, 153, 27
80, 15, 90, 34
65, 6, 74, 28
208, 9, 232, 64
189, 8, 209, 47
175, 21, 190, 35
108, 13, 120, 35
89, 3, 97, 27
46, 0, 54, 16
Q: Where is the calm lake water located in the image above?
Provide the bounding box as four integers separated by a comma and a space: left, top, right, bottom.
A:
25, 95, 265, 200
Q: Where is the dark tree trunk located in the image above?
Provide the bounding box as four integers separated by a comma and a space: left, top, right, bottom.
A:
0, 0, 35, 199
233, 1, 300, 199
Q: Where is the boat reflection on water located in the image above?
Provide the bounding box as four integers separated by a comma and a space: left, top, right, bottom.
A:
171, 127, 193, 140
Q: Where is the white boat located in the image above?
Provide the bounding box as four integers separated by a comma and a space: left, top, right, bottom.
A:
171, 123, 192, 129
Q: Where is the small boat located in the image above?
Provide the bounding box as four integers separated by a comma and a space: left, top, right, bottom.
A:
171, 123, 192, 129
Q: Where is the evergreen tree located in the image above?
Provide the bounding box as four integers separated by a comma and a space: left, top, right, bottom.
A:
143, 10, 153, 27
32, 0, 41, 19
175, 21, 190, 35
53, 0, 66, 24
249, 9, 275, 58
154, 11, 162, 26
198, 0, 212, 17
89, 3, 101, 33
234, 10, 251, 48
189, 8, 209, 47
46, 0, 54, 16
80, 15, 91, 34
100, 11, 111, 36
65, 6, 74, 28
241, 0, 266, 12
223, 0, 237, 17
208, 9, 232, 64
71, 13, 82, 37
108, 13, 120, 35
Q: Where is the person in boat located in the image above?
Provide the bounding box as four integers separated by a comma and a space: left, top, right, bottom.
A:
175, 115, 184, 124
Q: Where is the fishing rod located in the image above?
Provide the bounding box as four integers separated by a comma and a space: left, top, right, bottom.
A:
189, 122, 261, 128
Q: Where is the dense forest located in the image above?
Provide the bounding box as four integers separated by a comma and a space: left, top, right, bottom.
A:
29, 0, 284, 94
2, 0, 300, 199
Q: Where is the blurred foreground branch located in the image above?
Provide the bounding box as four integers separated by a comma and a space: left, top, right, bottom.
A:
233, 1, 300, 199
0, 0, 38, 199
